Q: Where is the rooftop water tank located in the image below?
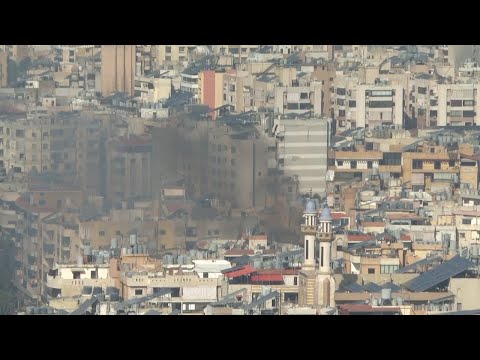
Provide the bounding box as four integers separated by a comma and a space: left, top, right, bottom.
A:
381, 288, 392, 301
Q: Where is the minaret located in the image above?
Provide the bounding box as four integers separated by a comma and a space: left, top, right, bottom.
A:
315, 204, 336, 308
301, 200, 317, 269
298, 199, 318, 307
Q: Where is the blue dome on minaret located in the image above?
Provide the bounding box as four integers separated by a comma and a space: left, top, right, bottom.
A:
319, 205, 332, 221
305, 200, 316, 213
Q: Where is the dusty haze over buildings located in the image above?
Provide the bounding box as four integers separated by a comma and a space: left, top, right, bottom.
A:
0, 45, 479, 316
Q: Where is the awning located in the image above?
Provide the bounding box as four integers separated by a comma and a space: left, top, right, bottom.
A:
223, 265, 256, 279
251, 274, 284, 283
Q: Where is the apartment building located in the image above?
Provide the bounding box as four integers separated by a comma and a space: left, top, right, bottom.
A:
135, 76, 172, 103
213, 45, 259, 64
106, 135, 152, 207
273, 117, 331, 195
54, 46, 77, 67
176, 120, 210, 199
135, 45, 154, 76
180, 68, 199, 103
155, 45, 196, 65
46, 261, 115, 298
101, 45, 136, 97
274, 82, 323, 117
119, 268, 223, 313
207, 124, 269, 210
333, 78, 405, 131
452, 209, 480, 249
329, 149, 383, 182
402, 145, 458, 191
1, 45, 28, 62
0, 113, 50, 173
9, 186, 84, 300
413, 82, 480, 128
198, 70, 225, 117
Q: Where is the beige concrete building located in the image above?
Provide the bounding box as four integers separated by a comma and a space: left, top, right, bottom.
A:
101, 45, 136, 97
155, 45, 196, 65
274, 83, 323, 117
46, 262, 115, 298
106, 135, 152, 207
1, 45, 28, 62
135, 76, 172, 103
207, 125, 269, 210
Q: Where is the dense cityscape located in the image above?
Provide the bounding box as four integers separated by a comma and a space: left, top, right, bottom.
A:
0, 45, 479, 315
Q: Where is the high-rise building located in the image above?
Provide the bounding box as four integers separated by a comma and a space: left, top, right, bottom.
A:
101, 45, 135, 97
273, 117, 331, 196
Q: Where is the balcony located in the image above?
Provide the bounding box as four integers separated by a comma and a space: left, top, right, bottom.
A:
378, 165, 402, 173
46, 277, 114, 289
301, 224, 316, 233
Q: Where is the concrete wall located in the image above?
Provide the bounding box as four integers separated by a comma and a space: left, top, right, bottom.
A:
449, 278, 480, 311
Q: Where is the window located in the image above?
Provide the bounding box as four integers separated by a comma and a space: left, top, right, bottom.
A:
430, 99, 438, 106
337, 99, 345, 106
91, 270, 98, 279
368, 268, 375, 274
450, 100, 462, 107
457, 303, 463, 311
336, 88, 346, 95
337, 161, 344, 166
369, 100, 393, 108
203, 272, 208, 278
418, 87, 427, 94
73, 271, 81, 279
135, 289, 143, 296
339, 109, 345, 117
287, 103, 299, 110
462, 218, 472, 225
99, 231, 105, 236
351, 161, 357, 169
294, 277, 298, 286
159, 230, 166, 235
179, 46, 185, 52
449, 160, 455, 167
165, 56, 171, 62
463, 100, 474, 106
463, 110, 475, 117
367, 161, 373, 169
449, 110, 462, 117
430, 110, 438, 117
165, 46, 171, 53
413, 160, 423, 169
300, 92, 309, 99
348, 100, 356, 107
434, 161, 441, 170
